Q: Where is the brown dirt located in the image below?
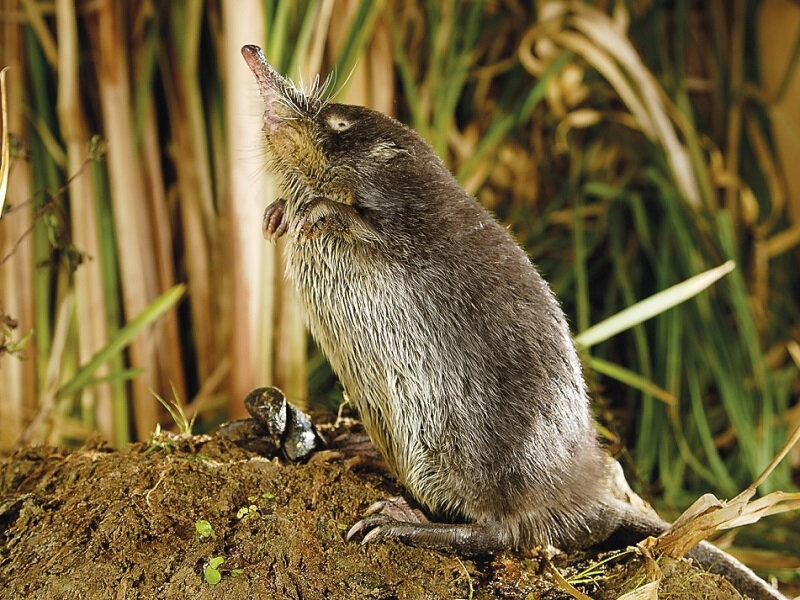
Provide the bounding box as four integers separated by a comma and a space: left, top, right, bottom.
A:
0, 430, 745, 600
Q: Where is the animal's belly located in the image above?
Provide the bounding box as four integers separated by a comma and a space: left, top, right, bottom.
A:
285, 241, 444, 497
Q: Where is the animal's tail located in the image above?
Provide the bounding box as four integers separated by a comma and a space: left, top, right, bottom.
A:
687, 541, 787, 600
604, 502, 787, 600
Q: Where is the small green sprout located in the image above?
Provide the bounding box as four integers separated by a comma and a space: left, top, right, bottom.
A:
204, 556, 225, 585
195, 519, 215, 541
231, 569, 244, 577
336, 523, 349, 531
143, 424, 180, 455
151, 382, 195, 435
236, 504, 259, 520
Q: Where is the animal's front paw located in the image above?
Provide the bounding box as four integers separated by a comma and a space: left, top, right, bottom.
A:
293, 198, 340, 239
292, 198, 378, 243
263, 199, 287, 240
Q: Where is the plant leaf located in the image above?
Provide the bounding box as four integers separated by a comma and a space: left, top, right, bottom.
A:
56, 284, 185, 399
575, 261, 735, 348
585, 356, 675, 405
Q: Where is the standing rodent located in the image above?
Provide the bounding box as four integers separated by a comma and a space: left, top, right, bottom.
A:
241, 45, 786, 600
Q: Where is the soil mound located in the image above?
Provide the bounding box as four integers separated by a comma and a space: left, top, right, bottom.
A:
0, 433, 742, 599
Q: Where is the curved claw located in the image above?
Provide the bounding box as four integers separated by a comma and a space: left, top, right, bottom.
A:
345, 520, 365, 542
346, 514, 394, 542
344, 521, 364, 542
364, 500, 387, 516
361, 526, 386, 545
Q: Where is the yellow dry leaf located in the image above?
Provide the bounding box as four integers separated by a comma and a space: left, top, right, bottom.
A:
548, 563, 594, 600
654, 425, 800, 559
616, 581, 659, 600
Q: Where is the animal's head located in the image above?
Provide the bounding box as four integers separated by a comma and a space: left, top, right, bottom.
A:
241, 45, 446, 215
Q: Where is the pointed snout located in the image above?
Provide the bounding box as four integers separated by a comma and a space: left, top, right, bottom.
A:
241, 44, 283, 96
242, 44, 298, 131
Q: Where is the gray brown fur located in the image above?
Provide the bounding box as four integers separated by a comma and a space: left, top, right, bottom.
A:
242, 45, 785, 600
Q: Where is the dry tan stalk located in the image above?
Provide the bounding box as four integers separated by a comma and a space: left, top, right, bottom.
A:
0, 68, 8, 213
548, 564, 594, 600
367, 17, 395, 116
723, 0, 745, 218
18, 293, 73, 445
90, 0, 160, 437
27, 110, 66, 169
159, 41, 215, 385
183, 356, 231, 418
177, 1, 221, 383
0, 7, 37, 448
747, 118, 785, 237
303, 0, 336, 79
758, 0, 800, 225
554, 108, 602, 152
617, 581, 659, 600
45, 414, 93, 441
273, 242, 307, 407
54, 0, 115, 441
726, 548, 800, 570
568, 4, 700, 206
140, 99, 187, 405
222, 0, 272, 417
558, 30, 655, 136
328, 0, 369, 106
763, 226, 800, 259
519, 3, 702, 208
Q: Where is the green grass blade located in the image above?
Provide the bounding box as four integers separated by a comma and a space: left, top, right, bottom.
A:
267, 0, 291, 69
585, 355, 675, 404
83, 368, 144, 389
330, 0, 385, 96
91, 157, 129, 446
686, 364, 739, 496
575, 260, 736, 348
387, 8, 425, 133
287, 0, 322, 79
572, 172, 589, 333
57, 284, 186, 400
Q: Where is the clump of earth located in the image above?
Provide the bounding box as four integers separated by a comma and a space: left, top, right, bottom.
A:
0, 422, 747, 599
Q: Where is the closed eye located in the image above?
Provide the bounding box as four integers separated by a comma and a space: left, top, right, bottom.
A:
327, 115, 353, 132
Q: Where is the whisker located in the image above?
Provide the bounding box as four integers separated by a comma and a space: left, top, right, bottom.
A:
329, 62, 358, 101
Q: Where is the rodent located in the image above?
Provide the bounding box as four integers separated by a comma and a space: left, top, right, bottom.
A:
241, 44, 786, 600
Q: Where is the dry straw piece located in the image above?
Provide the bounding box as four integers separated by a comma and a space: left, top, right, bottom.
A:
0, 67, 9, 215
652, 424, 800, 560
518, 1, 702, 206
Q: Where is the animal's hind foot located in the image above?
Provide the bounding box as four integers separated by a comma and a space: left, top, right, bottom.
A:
346, 504, 511, 555
364, 496, 427, 523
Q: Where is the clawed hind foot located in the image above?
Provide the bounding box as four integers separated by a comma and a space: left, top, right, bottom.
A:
347, 496, 510, 554
347, 496, 428, 544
